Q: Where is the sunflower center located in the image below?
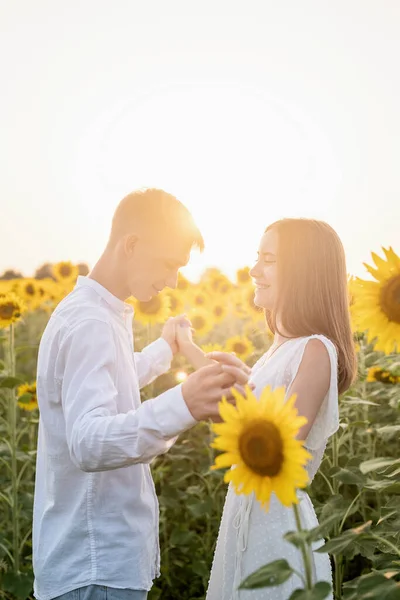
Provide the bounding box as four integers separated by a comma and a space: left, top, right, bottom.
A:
0, 302, 18, 319
380, 275, 400, 323
238, 420, 284, 477
214, 306, 224, 317
59, 264, 72, 277
25, 284, 35, 296
233, 342, 247, 354
195, 295, 205, 306
139, 296, 162, 314
192, 315, 206, 330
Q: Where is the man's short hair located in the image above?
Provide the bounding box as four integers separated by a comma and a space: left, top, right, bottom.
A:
110, 188, 204, 251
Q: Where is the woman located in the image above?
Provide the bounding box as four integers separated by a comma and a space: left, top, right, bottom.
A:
178, 218, 357, 599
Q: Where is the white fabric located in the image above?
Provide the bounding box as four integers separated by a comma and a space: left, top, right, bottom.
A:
33, 276, 197, 600
206, 335, 339, 600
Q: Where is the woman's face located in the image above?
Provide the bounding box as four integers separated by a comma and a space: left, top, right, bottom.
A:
249, 229, 279, 311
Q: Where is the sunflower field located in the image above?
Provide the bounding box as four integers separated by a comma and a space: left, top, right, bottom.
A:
0, 250, 399, 600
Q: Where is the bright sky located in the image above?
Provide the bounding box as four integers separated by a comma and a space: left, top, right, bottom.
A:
1, 0, 399, 282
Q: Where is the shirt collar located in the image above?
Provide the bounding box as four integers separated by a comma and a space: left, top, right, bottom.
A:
76, 276, 134, 316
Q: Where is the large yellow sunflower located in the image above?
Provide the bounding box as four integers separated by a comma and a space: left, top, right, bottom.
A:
17, 381, 38, 412
130, 293, 171, 325
53, 261, 79, 283
352, 247, 400, 354
0, 293, 26, 328
211, 386, 311, 509
225, 335, 255, 361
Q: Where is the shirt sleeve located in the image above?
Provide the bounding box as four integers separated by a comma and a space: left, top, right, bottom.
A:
134, 337, 173, 389
59, 319, 198, 472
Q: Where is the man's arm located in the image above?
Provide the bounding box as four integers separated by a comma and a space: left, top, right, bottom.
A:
134, 338, 174, 389
59, 319, 197, 472
134, 315, 191, 388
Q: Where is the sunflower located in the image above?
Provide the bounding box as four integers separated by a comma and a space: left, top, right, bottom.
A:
176, 272, 191, 292
225, 335, 255, 361
242, 285, 264, 321
366, 366, 400, 385
352, 247, 400, 354
201, 342, 224, 353
165, 290, 185, 316
52, 261, 79, 283
13, 278, 41, 310
0, 293, 26, 328
236, 266, 252, 285
17, 381, 38, 411
130, 292, 171, 325
189, 308, 213, 337
189, 287, 208, 309
0, 280, 14, 297
211, 385, 311, 509
211, 303, 227, 323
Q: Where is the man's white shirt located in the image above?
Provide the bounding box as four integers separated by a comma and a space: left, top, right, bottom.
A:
33, 276, 197, 600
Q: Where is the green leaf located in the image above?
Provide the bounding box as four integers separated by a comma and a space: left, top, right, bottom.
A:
284, 530, 309, 548
239, 559, 294, 589
2, 571, 33, 599
17, 393, 33, 405
343, 571, 400, 599
288, 582, 332, 599
342, 398, 379, 406
306, 513, 343, 543
364, 480, 400, 494
316, 521, 372, 557
376, 425, 400, 435
0, 376, 23, 389
191, 560, 209, 578
360, 457, 400, 475
332, 468, 366, 486
169, 529, 196, 546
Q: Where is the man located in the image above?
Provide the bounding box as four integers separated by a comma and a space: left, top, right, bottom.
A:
33, 189, 249, 600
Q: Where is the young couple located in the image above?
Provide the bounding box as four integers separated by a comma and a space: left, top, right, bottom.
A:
33, 188, 356, 600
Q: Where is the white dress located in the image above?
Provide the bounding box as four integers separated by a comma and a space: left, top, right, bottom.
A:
206, 335, 339, 600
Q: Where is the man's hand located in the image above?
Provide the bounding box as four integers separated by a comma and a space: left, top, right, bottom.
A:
161, 315, 191, 355
181, 362, 253, 422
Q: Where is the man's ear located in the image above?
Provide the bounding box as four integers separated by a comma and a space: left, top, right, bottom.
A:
123, 234, 139, 258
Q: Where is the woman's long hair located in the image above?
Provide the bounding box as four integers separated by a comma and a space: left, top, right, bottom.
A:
265, 218, 357, 394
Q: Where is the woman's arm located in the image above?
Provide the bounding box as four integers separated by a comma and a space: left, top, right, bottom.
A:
287, 339, 331, 440
176, 323, 215, 369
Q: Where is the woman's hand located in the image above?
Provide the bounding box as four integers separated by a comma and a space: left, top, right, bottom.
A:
161, 315, 192, 355
205, 351, 252, 379
176, 320, 194, 350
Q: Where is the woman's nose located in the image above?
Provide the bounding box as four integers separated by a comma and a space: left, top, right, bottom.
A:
249, 264, 259, 278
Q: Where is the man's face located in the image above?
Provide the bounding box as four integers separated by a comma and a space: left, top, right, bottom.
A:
123, 234, 191, 301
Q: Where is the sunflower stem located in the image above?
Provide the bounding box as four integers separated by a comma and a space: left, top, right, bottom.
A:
292, 499, 313, 590
7, 323, 20, 573
331, 432, 343, 599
